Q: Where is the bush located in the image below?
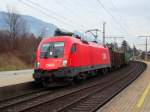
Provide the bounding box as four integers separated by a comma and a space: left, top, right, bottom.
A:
0, 30, 41, 65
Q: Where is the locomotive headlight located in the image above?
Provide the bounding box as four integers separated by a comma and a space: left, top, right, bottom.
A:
62, 60, 68, 67
35, 61, 40, 68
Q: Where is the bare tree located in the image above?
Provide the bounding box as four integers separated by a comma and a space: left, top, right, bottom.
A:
3, 6, 28, 49
0, 7, 42, 67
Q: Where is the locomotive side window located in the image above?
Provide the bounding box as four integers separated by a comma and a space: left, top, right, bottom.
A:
71, 44, 76, 54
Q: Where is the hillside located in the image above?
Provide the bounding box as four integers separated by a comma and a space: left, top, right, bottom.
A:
0, 53, 31, 71
0, 11, 57, 36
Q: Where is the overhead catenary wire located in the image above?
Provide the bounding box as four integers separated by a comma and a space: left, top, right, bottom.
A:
67, 0, 105, 30
52, 0, 88, 31
18, 0, 131, 40
57, 0, 123, 42
29, 0, 86, 31
59, 0, 98, 28
65, 0, 127, 39
18, 0, 83, 31
96, 0, 130, 36
109, 0, 131, 35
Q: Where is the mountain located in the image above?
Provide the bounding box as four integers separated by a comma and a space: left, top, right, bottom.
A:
0, 11, 57, 37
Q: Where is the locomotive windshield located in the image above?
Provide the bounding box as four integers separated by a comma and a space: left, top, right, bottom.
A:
40, 42, 64, 58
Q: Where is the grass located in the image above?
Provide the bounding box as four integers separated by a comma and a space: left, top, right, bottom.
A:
0, 53, 31, 71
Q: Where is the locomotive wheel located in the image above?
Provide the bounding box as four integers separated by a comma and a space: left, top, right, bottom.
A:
42, 78, 52, 87
66, 77, 75, 85
79, 73, 87, 81
73, 73, 87, 83
42, 80, 69, 88
42, 78, 68, 87
101, 68, 108, 75
34, 78, 42, 84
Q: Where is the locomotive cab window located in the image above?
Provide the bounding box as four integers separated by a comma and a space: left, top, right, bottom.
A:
71, 43, 77, 54
40, 42, 64, 58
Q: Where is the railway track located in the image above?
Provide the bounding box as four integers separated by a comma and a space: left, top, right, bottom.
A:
0, 61, 146, 112
0, 81, 44, 102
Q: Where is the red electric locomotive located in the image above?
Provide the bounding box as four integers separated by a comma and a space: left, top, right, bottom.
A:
33, 35, 111, 86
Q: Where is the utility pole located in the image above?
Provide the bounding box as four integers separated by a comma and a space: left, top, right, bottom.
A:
103, 22, 106, 46
138, 36, 150, 60
133, 44, 136, 60
85, 22, 106, 45
146, 37, 148, 60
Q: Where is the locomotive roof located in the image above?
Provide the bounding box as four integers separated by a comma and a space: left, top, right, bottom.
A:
41, 36, 107, 49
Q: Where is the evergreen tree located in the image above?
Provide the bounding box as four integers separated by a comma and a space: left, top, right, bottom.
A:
121, 40, 128, 52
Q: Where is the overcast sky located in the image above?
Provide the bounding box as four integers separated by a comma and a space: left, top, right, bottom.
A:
0, 0, 150, 51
